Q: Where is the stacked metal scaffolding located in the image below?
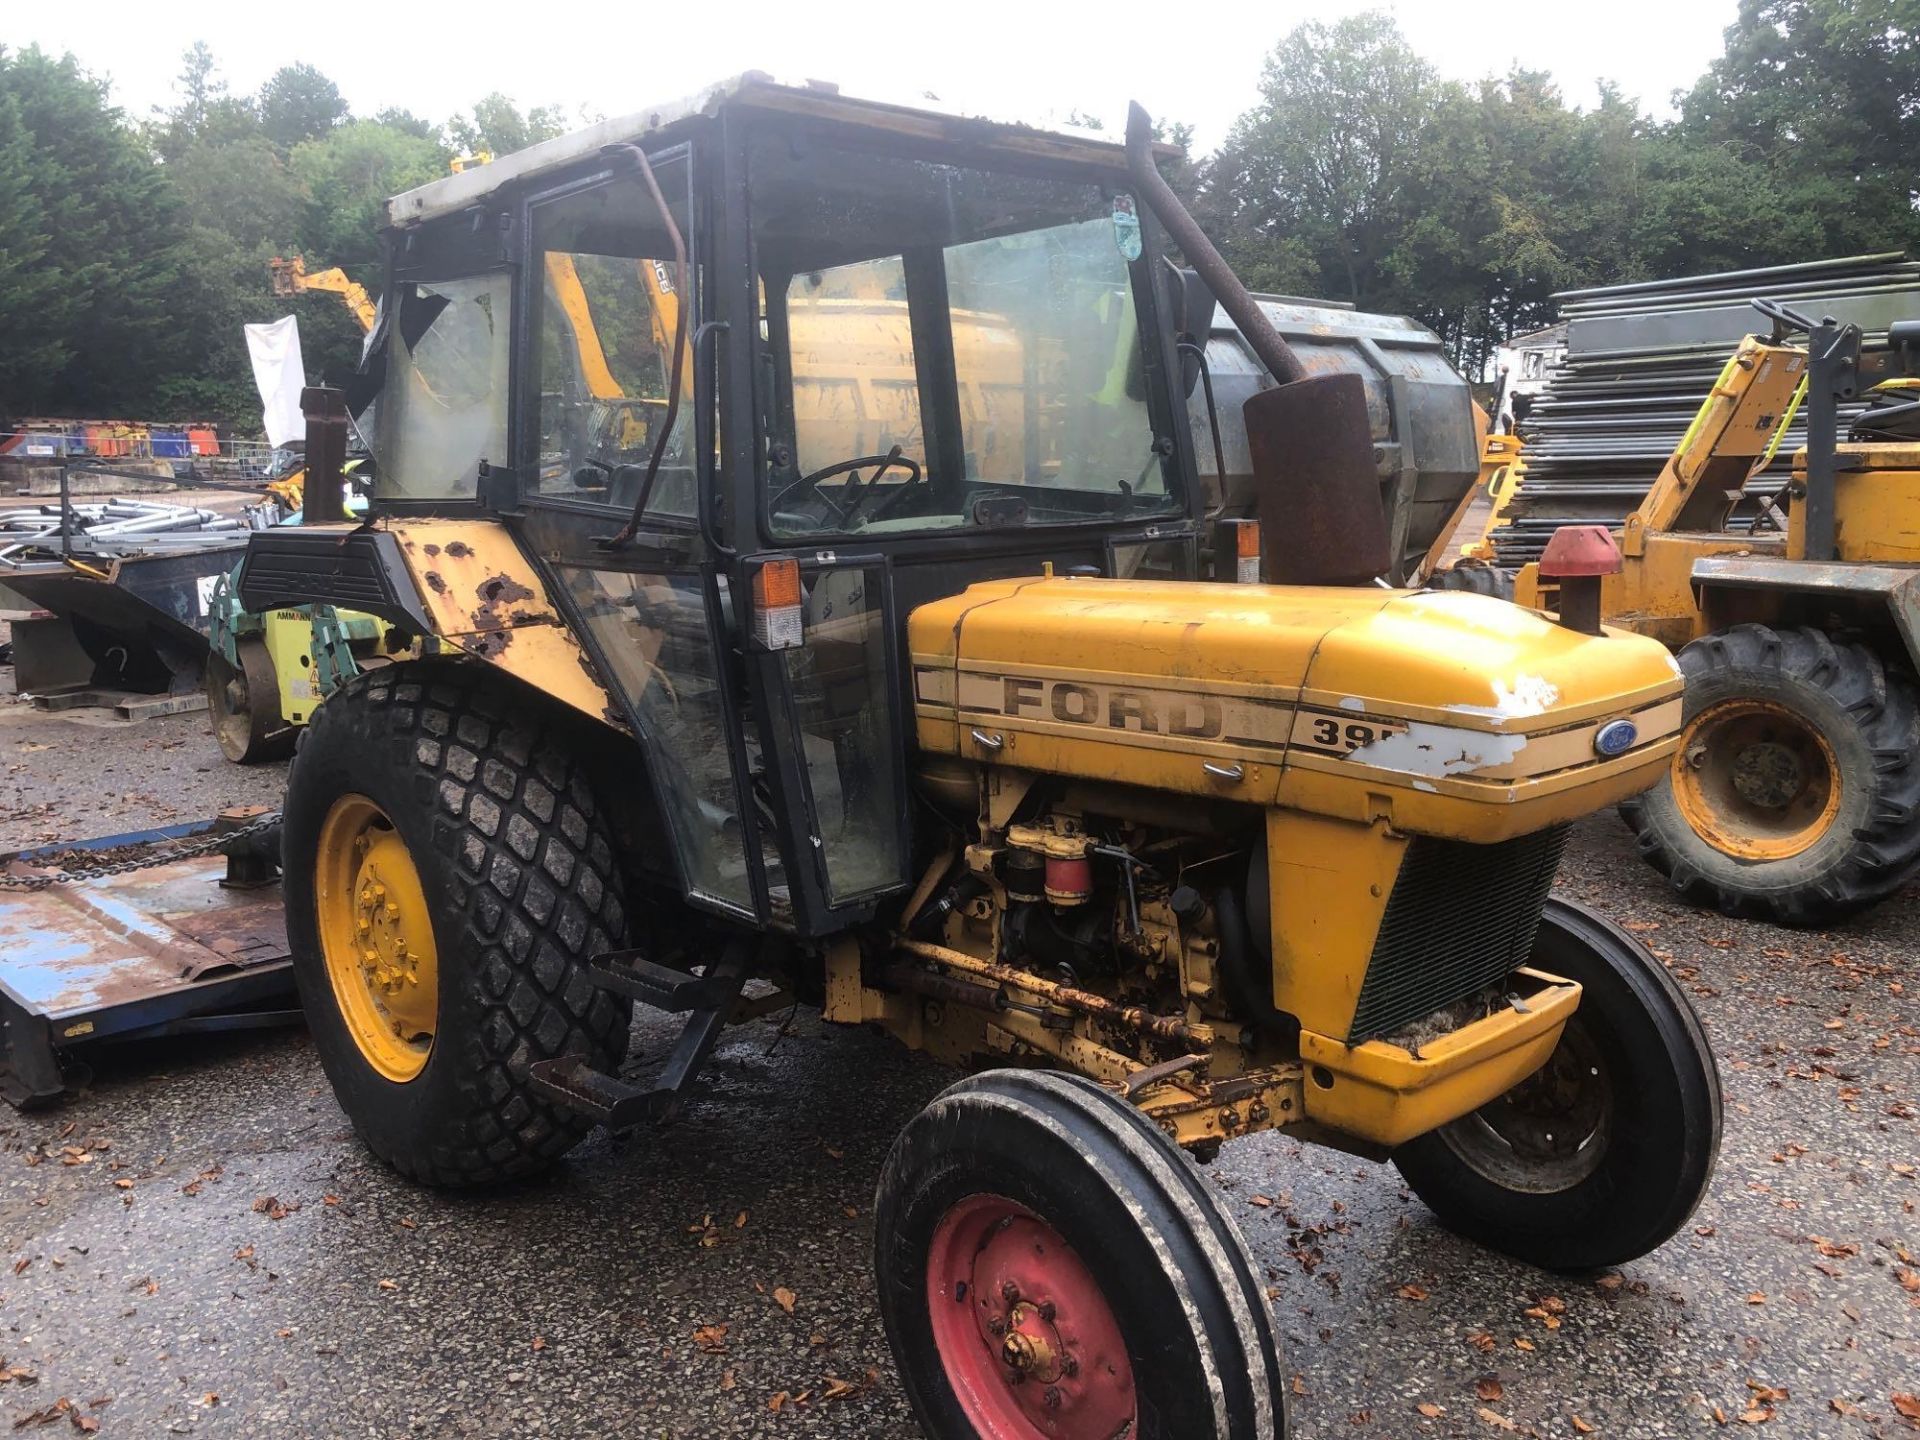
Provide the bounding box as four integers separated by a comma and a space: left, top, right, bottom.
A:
0, 499, 246, 567
1490, 253, 1920, 566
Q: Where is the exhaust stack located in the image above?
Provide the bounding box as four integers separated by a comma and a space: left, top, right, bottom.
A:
1126, 103, 1391, 587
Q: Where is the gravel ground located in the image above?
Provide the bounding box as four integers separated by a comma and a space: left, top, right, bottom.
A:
2, 686, 1917, 1438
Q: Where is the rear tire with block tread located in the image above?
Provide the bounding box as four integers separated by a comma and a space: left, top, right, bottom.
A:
283, 659, 632, 1187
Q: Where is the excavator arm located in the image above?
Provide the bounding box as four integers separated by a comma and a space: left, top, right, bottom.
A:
268, 256, 378, 334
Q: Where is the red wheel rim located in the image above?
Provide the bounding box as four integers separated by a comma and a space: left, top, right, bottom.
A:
925, 1193, 1137, 1440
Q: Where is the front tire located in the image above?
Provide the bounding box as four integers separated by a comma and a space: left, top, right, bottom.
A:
1620, 624, 1920, 925
876, 1070, 1286, 1440
283, 660, 632, 1187
1393, 897, 1721, 1271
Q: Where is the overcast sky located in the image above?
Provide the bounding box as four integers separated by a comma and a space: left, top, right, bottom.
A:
14, 0, 1738, 152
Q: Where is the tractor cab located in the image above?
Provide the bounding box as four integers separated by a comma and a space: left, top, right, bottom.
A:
246, 76, 1214, 935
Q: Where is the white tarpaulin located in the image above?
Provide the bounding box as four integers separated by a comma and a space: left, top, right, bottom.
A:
244, 315, 307, 448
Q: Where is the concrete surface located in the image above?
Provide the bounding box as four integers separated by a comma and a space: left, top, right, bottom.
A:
2, 689, 1917, 1438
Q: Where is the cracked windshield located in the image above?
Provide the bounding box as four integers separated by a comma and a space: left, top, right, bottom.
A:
750, 134, 1177, 538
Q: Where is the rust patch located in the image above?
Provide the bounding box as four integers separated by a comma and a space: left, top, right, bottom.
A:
423, 543, 441, 557
477, 574, 535, 608
466, 627, 512, 659
445, 540, 473, 558
424, 571, 447, 595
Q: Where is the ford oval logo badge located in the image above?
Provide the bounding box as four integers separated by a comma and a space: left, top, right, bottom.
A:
1594, 719, 1638, 757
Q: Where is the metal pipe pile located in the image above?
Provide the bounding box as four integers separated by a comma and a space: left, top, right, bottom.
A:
0, 499, 244, 565
1491, 253, 1920, 567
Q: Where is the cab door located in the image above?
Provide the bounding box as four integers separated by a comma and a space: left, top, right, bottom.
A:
521, 148, 770, 922
743, 552, 915, 932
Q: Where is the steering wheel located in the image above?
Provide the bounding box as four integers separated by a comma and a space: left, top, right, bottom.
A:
771, 445, 923, 524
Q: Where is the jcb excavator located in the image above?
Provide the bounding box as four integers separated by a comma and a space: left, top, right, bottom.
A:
231, 79, 1720, 1437
1512, 300, 1920, 925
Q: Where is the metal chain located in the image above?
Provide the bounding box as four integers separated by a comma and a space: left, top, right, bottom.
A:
0, 812, 282, 891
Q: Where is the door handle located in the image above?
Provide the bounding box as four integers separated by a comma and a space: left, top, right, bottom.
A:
1202, 761, 1244, 782
970, 728, 1004, 752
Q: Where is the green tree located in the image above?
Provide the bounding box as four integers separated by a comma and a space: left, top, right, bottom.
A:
446, 92, 565, 158
259, 62, 347, 152
290, 118, 447, 268
0, 46, 191, 415
0, 87, 69, 408
151, 41, 256, 162
1679, 0, 1920, 258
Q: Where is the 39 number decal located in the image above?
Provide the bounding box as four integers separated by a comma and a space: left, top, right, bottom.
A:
1302, 713, 1402, 755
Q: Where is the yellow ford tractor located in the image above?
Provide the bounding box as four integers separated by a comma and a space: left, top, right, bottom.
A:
235, 78, 1719, 1438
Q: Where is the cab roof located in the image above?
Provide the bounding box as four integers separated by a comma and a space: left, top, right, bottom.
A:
386, 73, 1149, 230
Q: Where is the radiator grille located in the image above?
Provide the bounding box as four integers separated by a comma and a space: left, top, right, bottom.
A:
1347, 825, 1569, 1043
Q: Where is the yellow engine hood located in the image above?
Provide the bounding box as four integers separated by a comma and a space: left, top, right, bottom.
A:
909, 576, 1682, 837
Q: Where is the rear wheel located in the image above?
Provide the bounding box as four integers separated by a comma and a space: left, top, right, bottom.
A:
876, 1069, 1286, 1439
1620, 624, 1920, 925
1393, 898, 1721, 1271
283, 660, 632, 1186
207, 637, 294, 764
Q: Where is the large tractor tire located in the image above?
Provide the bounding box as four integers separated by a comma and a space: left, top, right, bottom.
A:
876, 1070, 1287, 1440
1394, 897, 1721, 1271
282, 660, 632, 1187
207, 637, 295, 764
1620, 623, 1920, 926
1427, 563, 1516, 601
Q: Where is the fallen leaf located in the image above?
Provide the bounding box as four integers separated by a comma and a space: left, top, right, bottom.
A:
1476, 1378, 1504, 1403
111, 1180, 132, 1191
1417, 1402, 1445, 1418
693, 1324, 729, 1354
1398, 1283, 1429, 1301
1476, 1406, 1516, 1431
768, 1390, 790, 1413
377, 1278, 397, 1291
1571, 1416, 1595, 1434
1249, 1195, 1274, 1209
1746, 1292, 1767, 1305
1513, 1338, 1536, 1352
773, 1286, 797, 1314
735, 1211, 749, 1229
1467, 1331, 1496, 1353
530, 1336, 547, 1352
1892, 1392, 1920, 1420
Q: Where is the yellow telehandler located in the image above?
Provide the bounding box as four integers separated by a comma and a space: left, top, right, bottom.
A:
234, 78, 1719, 1438
1513, 300, 1920, 925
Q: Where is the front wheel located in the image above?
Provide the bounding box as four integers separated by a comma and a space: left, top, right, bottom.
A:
876, 1070, 1286, 1439
1393, 897, 1721, 1271
1620, 624, 1920, 925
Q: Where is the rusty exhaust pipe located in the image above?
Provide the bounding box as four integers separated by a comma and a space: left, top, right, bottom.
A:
1126, 103, 1391, 587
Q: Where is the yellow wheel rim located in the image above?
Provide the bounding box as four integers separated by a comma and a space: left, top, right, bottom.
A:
1671, 699, 1842, 861
315, 794, 439, 1082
